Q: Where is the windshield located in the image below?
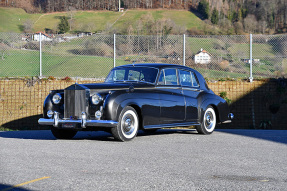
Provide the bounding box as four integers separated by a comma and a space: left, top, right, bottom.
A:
105, 66, 158, 84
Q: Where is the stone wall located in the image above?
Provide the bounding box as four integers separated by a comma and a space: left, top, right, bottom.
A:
1, 79, 286, 130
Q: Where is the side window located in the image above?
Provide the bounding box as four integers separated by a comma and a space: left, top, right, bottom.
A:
164, 69, 178, 85
191, 72, 199, 87
106, 69, 125, 82
158, 70, 165, 85
179, 70, 192, 87
128, 70, 140, 81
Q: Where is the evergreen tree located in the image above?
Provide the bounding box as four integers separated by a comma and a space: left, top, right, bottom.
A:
58, 16, 69, 34
211, 9, 219, 24
198, 0, 209, 20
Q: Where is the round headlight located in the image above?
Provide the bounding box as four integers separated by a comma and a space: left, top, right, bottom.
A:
52, 93, 62, 104
91, 94, 102, 105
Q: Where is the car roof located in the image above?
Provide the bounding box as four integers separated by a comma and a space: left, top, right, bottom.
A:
115, 63, 194, 70
113, 63, 208, 91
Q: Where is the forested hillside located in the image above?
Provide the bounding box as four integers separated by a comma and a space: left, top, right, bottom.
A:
1, 0, 286, 34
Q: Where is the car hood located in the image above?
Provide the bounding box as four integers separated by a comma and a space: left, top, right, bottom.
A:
65, 82, 155, 91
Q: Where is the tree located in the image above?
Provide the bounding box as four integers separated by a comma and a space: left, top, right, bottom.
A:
211, 9, 219, 25
244, 14, 257, 33
23, 19, 33, 33
198, 0, 209, 20
68, 6, 76, 31
233, 21, 244, 34
0, 43, 7, 60
58, 16, 69, 34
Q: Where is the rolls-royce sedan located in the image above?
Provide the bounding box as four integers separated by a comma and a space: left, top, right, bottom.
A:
39, 63, 233, 141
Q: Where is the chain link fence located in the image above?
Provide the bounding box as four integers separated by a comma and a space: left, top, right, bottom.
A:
1, 32, 287, 79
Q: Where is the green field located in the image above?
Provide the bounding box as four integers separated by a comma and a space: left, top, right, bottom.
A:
0, 49, 129, 78
0, 7, 282, 79
0, 7, 204, 33
0, 34, 281, 79
0, 7, 41, 33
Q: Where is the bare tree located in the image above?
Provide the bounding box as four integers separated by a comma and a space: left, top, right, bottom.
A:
68, 6, 77, 31
244, 14, 257, 33
23, 19, 34, 33
0, 43, 7, 60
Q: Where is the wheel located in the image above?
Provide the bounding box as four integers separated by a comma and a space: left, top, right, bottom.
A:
111, 106, 139, 141
51, 126, 77, 139
196, 106, 216, 135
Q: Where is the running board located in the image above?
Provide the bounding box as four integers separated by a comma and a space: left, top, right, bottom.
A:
144, 122, 201, 129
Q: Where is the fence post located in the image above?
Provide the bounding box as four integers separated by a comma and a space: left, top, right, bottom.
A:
39, 32, 42, 77
183, 34, 186, 66
249, 33, 253, 82
113, 34, 116, 68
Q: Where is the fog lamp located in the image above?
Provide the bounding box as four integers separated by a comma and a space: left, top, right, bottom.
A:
95, 110, 102, 120
47, 110, 53, 118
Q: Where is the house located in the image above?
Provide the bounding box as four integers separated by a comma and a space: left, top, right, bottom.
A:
77, 32, 93, 37
33, 31, 53, 41
194, 48, 211, 64
241, 59, 260, 64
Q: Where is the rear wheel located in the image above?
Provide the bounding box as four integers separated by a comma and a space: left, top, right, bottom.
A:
51, 127, 77, 139
196, 106, 216, 134
112, 106, 139, 141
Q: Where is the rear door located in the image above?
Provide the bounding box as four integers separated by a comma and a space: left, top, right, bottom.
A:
157, 68, 186, 123
178, 69, 200, 122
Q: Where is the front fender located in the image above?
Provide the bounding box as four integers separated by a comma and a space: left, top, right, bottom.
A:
43, 91, 64, 118
103, 90, 137, 121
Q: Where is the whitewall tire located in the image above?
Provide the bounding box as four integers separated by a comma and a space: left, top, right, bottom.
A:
196, 106, 216, 135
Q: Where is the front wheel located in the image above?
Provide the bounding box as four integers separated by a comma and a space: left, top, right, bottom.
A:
111, 106, 139, 141
196, 106, 216, 135
51, 127, 78, 139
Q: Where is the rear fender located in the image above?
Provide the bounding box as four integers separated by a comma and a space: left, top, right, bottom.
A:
199, 97, 229, 123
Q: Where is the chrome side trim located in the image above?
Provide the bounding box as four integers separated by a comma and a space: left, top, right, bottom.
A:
144, 122, 201, 129
181, 87, 203, 92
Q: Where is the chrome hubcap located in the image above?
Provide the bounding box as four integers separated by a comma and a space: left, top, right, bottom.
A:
205, 111, 214, 130
122, 115, 135, 135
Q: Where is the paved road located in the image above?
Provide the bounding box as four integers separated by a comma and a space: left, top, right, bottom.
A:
0, 129, 287, 191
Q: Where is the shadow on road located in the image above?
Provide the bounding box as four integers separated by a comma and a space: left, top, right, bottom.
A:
1, 129, 286, 145
217, 129, 287, 145
0, 129, 197, 141
0, 183, 31, 191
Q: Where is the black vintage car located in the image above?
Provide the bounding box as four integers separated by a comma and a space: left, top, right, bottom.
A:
39, 63, 233, 141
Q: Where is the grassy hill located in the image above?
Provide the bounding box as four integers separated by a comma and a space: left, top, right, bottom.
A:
0, 7, 41, 32
0, 7, 204, 33
0, 7, 280, 79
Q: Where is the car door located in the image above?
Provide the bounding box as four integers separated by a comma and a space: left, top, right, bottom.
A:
157, 68, 186, 123
178, 69, 200, 122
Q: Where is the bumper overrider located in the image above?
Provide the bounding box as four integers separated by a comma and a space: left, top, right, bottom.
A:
221, 113, 234, 124
38, 112, 118, 128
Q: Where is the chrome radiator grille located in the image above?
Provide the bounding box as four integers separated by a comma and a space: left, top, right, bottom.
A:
64, 89, 87, 119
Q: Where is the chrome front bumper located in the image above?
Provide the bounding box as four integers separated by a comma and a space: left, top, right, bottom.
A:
38, 112, 118, 128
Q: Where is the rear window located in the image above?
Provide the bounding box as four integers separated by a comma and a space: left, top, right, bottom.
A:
157, 69, 178, 85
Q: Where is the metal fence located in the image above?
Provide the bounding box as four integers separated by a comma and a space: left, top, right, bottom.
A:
0, 32, 286, 80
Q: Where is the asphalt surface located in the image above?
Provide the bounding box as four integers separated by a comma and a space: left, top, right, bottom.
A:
0, 129, 287, 191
